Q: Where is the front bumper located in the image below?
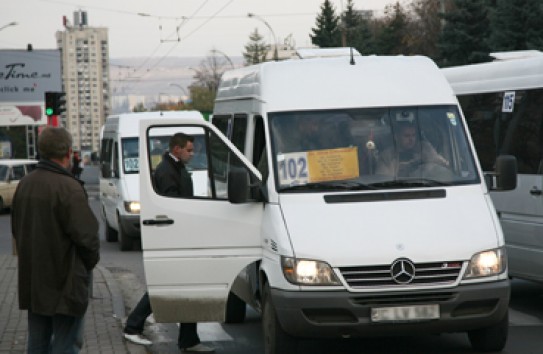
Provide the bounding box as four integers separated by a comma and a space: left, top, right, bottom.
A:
271, 280, 510, 338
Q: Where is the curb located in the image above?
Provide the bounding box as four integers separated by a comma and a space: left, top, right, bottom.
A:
96, 265, 126, 320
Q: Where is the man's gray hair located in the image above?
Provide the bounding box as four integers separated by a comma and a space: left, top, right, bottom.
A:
38, 127, 73, 160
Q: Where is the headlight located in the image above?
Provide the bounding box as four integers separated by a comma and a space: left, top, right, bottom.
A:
281, 257, 341, 285
464, 248, 506, 278
124, 201, 140, 214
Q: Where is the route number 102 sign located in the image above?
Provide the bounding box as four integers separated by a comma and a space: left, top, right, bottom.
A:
277, 147, 359, 187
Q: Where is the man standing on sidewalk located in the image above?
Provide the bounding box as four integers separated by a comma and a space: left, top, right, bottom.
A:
11, 127, 100, 353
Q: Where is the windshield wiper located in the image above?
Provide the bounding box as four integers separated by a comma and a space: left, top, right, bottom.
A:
281, 181, 376, 192
369, 178, 452, 188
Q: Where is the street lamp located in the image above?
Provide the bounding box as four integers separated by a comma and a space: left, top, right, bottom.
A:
169, 83, 188, 96
169, 83, 189, 103
247, 13, 278, 61
211, 49, 234, 69
0, 22, 18, 32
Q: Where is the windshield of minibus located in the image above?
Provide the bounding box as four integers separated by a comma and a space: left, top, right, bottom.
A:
269, 106, 480, 191
121, 134, 207, 174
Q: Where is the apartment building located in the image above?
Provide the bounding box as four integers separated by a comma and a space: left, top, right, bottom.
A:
56, 11, 110, 155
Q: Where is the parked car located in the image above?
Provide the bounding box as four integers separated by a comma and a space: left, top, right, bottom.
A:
0, 159, 38, 211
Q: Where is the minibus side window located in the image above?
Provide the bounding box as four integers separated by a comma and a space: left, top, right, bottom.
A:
100, 138, 113, 177
232, 114, 248, 152
147, 126, 256, 201
112, 142, 119, 178
461, 88, 543, 174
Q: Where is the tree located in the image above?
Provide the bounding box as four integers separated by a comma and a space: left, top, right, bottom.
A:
132, 102, 147, 112
340, 0, 374, 54
405, 0, 443, 59
310, 0, 342, 48
438, 0, 492, 67
488, 0, 543, 52
374, 2, 410, 55
187, 52, 231, 113
243, 28, 269, 65
191, 54, 229, 93
188, 86, 215, 113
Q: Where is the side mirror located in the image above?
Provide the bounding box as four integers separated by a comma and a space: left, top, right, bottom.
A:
228, 168, 250, 204
494, 155, 517, 191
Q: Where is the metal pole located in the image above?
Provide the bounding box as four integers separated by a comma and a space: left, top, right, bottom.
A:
247, 13, 278, 61
211, 49, 234, 69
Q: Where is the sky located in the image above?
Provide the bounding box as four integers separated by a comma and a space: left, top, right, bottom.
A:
2, 0, 402, 59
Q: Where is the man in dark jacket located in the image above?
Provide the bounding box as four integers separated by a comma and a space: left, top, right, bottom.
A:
11, 127, 100, 353
123, 132, 214, 352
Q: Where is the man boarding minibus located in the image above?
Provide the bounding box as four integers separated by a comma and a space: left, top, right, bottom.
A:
138, 53, 516, 353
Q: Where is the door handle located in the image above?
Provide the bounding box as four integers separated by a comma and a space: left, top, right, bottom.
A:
530, 188, 542, 196
142, 218, 174, 225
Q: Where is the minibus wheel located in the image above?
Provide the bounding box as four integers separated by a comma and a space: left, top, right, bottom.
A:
262, 283, 297, 354
104, 219, 118, 242
225, 292, 246, 323
117, 215, 133, 251
467, 312, 508, 352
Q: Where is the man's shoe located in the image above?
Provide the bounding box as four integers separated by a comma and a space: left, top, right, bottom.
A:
182, 343, 215, 352
123, 333, 152, 346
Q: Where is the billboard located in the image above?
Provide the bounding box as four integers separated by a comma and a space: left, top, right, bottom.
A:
0, 49, 61, 126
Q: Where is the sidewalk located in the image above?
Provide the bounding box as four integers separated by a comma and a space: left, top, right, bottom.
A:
0, 254, 147, 354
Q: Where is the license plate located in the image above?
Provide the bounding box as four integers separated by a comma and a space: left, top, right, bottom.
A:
371, 304, 440, 323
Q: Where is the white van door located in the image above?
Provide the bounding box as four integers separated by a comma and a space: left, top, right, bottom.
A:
138, 118, 263, 323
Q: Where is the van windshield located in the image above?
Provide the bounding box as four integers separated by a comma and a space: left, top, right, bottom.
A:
269, 106, 480, 192
121, 135, 207, 174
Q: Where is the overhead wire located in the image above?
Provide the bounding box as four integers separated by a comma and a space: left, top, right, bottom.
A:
123, 0, 236, 94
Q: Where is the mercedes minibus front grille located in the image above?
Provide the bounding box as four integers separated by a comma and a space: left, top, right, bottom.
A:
339, 261, 463, 288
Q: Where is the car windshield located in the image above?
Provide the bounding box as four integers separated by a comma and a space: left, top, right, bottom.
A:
121, 135, 207, 174
269, 106, 480, 192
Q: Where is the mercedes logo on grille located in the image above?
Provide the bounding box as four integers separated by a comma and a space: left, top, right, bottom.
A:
391, 258, 416, 284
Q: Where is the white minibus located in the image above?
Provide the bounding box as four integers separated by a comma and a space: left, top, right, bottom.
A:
443, 50, 543, 283
99, 110, 205, 251
139, 54, 516, 353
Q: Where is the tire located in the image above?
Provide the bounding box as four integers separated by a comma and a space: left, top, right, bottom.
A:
262, 283, 297, 354
118, 217, 133, 251
104, 219, 118, 242
467, 312, 508, 352
225, 292, 246, 324
0, 197, 4, 214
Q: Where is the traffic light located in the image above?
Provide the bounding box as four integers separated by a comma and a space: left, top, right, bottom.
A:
44, 91, 66, 116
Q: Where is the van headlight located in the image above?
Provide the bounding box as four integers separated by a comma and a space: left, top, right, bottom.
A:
124, 201, 140, 214
281, 257, 341, 285
464, 248, 506, 278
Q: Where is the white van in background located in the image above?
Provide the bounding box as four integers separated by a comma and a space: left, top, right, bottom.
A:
99, 110, 205, 251
138, 54, 517, 353
443, 50, 543, 283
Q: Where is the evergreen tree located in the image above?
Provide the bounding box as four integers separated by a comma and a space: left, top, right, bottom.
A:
489, 0, 543, 52
243, 28, 269, 65
406, 0, 443, 59
310, 0, 342, 48
375, 2, 409, 55
438, 0, 491, 66
341, 0, 374, 54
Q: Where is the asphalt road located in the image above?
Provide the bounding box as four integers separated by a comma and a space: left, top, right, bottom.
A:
1, 165, 542, 353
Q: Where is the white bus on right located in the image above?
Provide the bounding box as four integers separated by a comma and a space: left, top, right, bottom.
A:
443, 50, 543, 283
